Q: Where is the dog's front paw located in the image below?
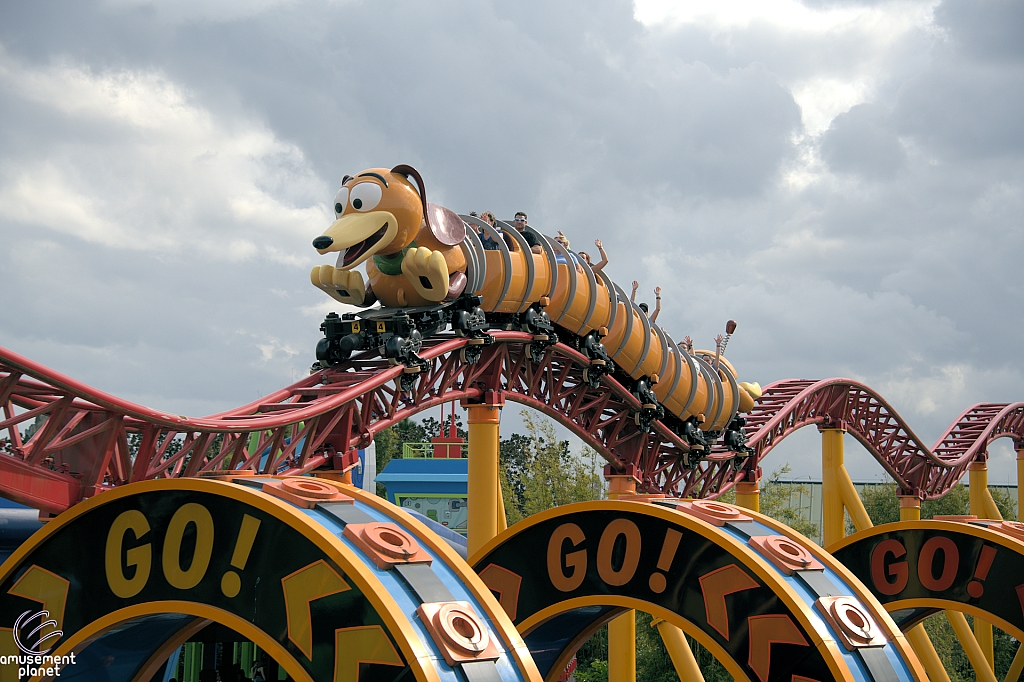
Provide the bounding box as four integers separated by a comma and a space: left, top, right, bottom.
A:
311, 265, 366, 305
401, 247, 448, 302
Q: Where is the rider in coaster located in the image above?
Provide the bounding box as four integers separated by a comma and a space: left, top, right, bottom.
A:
578, 239, 609, 273
512, 212, 543, 254
554, 231, 584, 273
477, 211, 502, 250
631, 281, 662, 323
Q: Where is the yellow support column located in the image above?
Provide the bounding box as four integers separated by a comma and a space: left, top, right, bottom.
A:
970, 461, 1003, 520
821, 426, 846, 549
652, 617, 704, 682
948, 611, 998, 682
837, 465, 872, 532
969, 461, 996, 669
735, 476, 760, 513
899, 494, 921, 521
497, 475, 508, 533
905, 623, 951, 682
1005, 643, 1024, 682
608, 612, 636, 682
1017, 448, 1024, 520
605, 466, 639, 682
466, 399, 502, 557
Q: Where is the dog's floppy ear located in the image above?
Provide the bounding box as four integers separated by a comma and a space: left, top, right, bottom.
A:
391, 164, 427, 216
392, 164, 465, 245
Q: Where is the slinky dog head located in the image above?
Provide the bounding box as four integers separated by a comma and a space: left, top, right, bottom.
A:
313, 165, 427, 270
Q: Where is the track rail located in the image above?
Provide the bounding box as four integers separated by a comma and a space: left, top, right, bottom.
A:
714, 378, 1024, 500
3, 346, 1022, 512
0, 338, 709, 513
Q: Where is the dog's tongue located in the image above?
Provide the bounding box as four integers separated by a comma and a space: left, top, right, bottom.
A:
335, 249, 347, 268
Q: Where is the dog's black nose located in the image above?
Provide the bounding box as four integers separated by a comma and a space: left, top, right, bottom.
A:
312, 236, 333, 250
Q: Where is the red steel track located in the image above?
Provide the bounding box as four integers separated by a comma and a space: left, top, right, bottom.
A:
721, 379, 1024, 500
0, 336, 700, 513
2, 343, 1022, 512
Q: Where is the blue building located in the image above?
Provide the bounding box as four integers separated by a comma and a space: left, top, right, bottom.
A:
376, 441, 468, 534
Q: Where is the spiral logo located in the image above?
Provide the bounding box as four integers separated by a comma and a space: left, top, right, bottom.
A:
13, 610, 62, 656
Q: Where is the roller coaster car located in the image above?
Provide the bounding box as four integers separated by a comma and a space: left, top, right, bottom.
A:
310, 164, 762, 456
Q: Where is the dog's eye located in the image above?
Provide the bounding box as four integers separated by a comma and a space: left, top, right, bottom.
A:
333, 187, 349, 216
350, 182, 382, 212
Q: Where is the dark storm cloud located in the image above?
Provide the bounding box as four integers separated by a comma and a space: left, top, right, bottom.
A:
1, 0, 1022, 483
936, 0, 1024, 62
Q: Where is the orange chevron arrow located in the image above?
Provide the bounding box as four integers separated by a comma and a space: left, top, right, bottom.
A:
478, 563, 523, 621
334, 625, 404, 682
9, 565, 70, 630
698, 563, 759, 639
281, 560, 350, 660
747, 614, 809, 682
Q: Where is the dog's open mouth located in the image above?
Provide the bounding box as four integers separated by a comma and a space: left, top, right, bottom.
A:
336, 223, 388, 268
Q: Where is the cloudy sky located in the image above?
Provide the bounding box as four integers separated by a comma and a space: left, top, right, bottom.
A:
1, 0, 1022, 483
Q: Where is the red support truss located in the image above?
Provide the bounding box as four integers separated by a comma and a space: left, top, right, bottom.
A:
710, 378, 1024, 500
3, 345, 1022, 513
0, 337, 700, 513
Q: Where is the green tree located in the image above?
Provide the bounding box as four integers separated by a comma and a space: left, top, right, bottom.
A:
499, 410, 603, 525
921, 482, 1016, 521
499, 432, 532, 511
917, 612, 1020, 682
758, 464, 820, 541
858, 480, 1018, 526
923, 484, 970, 519
992, 487, 1018, 521
574, 625, 608, 682
636, 612, 734, 682
635, 612, 677, 682
860, 482, 900, 526
420, 414, 467, 441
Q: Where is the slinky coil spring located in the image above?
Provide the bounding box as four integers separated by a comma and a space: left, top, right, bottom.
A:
459, 214, 745, 432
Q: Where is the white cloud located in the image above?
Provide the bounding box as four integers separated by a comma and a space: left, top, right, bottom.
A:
0, 166, 160, 250
634, 0, 865, 31
790, 76, 877, 136
636, 0, 940, 134
255, 337, 301, 364
0, 51, 330, 264
878, 363, 967, 416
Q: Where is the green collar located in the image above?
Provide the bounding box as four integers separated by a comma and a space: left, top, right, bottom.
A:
373, 241, 416, 276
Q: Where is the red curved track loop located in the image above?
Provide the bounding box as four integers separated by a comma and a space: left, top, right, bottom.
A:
0, 338, 705, 514
713, 378, 1024, 501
